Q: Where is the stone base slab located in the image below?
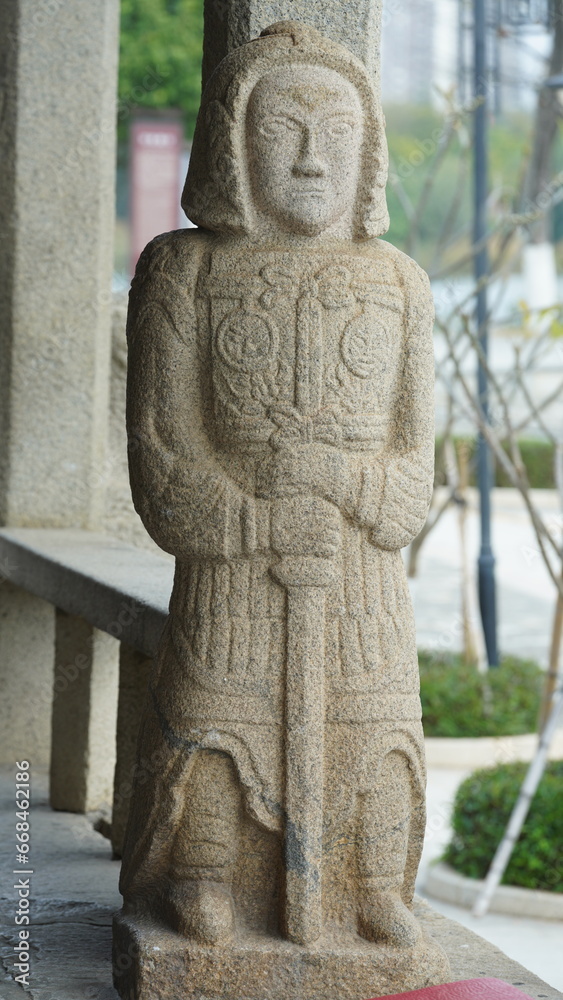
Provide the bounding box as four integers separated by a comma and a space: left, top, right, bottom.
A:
113, 912, 450, 1000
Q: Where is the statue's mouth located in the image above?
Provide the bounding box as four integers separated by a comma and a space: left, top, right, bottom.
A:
293, 187, 327, 197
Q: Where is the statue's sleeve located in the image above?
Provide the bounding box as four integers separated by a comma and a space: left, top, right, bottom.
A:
126, 233, 264, 561
341, 256, 435, 551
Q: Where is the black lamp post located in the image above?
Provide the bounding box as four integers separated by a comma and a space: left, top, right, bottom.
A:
545, 73, 563, 88
474, 0, 499, 666
472, 0, 554, 666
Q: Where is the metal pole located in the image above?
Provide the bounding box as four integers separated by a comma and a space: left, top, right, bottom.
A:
493, 0, 502, 118
474, 0, 499, 666
458, 0, 466, 104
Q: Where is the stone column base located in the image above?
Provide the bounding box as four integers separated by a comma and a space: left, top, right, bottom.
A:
113, 911, 450, 1000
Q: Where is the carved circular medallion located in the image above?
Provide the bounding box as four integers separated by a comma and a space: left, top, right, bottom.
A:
216, 309, 279, 372
340, 316, 387, 379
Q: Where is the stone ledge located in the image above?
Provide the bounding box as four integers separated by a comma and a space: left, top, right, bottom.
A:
425, 863, 563, 921
0, 527, 174, 657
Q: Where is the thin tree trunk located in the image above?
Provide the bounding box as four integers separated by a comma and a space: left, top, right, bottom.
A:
473, 681, 563, 918
522, 1, 563, 244
541, 589, 563, 730
540, 443, 563, 729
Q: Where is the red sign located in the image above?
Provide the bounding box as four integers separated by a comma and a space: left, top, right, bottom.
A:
130, 118, 184, 274
367, 979, 537, 1000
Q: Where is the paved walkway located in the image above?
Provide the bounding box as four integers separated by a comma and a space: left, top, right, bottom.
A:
410, 487, 560, 666
412, 490, 563, 988
0, 769, 120, 999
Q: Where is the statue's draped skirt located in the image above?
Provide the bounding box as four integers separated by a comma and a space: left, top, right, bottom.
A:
120, 526, 426, 901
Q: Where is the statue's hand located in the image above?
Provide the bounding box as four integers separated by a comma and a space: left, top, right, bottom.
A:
271, 496, 341, 560
256, 444, 352, 502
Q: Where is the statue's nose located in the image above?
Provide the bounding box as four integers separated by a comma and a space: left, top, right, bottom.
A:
293, 128, 326, 178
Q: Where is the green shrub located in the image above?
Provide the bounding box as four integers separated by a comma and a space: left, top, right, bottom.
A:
419, 651, 543, 737
444, 761, 563, 892
434, 437, 555, 490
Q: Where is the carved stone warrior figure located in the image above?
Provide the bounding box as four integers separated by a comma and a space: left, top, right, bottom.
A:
116, 20, 449, 996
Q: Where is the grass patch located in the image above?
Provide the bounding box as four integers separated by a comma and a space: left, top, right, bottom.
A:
445, 761, 563, 893
419, 651, 543, 737
435, 436, 555, 490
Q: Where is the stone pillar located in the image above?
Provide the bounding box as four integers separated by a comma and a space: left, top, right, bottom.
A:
203, 0, 382, 89
0, 2, 119, 775
0, 0, 119, 528
0, 582, 55, 766
50, 612, 119, 813
111, 645, 153, 858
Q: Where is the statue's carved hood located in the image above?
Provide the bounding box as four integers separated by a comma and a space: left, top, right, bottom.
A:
182, 20, 389, 240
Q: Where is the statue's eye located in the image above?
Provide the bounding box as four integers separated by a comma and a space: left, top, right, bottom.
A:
259, 117, 301, 138
325, 118, 355, 138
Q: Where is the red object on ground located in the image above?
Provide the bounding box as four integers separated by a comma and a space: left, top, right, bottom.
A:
368, 979, 538, 1000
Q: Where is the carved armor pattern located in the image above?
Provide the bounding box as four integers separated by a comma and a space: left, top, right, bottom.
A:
200, 249, 403, 453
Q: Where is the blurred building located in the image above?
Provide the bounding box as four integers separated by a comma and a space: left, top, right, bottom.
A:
381, 0, 439, 105
381, 0, 552, 111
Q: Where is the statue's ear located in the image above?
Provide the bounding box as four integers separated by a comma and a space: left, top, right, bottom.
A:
356, 126, 389, 239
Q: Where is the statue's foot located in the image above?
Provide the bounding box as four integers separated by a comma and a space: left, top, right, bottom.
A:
358, 890, 422, 948
164, 880, 235, 945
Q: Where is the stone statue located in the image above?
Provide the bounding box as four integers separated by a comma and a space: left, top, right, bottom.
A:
114, 20, 449, 998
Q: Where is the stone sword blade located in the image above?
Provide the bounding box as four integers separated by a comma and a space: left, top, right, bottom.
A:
272, 555, 335, 946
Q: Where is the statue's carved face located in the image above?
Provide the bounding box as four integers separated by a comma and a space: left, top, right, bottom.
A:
246, 65, 364, 237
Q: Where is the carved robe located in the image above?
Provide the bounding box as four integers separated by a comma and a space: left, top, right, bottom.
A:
120, 227, 435, 902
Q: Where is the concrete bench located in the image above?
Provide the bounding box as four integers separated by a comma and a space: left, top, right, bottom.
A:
0, 527, 174, 855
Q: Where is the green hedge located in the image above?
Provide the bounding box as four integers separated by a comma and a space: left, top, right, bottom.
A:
434, 437, 555, 490
419, 651, 543, 737
444, 761, 563, 892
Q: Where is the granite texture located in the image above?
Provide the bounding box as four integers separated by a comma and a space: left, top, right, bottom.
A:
0, 582, 55, 767
111, 645, 154, 859
113, 910, 448, 1000
0, 0, 118, 529
116, 21, 443, 999
0, 2, 119, 771
50, 611, 119, 814
104, 293, 160, 552
202, 0, 383, 89
0, 527, 173, 658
